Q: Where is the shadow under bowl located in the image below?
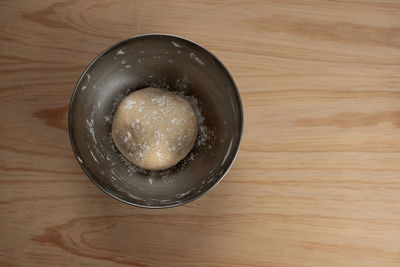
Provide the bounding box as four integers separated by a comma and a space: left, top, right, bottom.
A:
68, 34, 243, 208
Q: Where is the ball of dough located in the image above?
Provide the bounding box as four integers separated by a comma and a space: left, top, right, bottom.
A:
112, 87, 198, 170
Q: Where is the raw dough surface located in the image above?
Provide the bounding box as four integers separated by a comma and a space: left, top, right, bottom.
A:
112, 87, 198, 170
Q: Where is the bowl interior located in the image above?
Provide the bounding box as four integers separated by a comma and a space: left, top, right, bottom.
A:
69, 34, 242, 208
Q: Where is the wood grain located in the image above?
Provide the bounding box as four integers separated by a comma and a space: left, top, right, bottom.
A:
1, 0, 400, 266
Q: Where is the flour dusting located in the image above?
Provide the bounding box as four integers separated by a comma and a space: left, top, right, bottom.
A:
171, 41, 181, 48
116, 49, 125, 55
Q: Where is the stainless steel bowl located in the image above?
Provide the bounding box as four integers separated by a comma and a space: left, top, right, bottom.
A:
68, 34, 243, 208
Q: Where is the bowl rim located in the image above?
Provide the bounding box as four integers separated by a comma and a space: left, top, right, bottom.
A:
68, 33, 244, 209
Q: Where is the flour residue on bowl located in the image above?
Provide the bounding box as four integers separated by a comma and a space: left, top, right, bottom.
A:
86, 111, 97, 144
171, 41, 181, 48
190, 52, 204, 66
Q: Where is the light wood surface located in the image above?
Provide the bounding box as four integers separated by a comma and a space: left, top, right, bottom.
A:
1, 0, 400, 266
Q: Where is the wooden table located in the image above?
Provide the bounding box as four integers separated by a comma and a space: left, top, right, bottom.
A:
1, 0, 400, 266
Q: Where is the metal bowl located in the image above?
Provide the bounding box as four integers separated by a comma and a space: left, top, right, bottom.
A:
68, 34, 243, 208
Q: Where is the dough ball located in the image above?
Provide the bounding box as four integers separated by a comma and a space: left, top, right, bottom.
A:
112, 87, 198, 170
